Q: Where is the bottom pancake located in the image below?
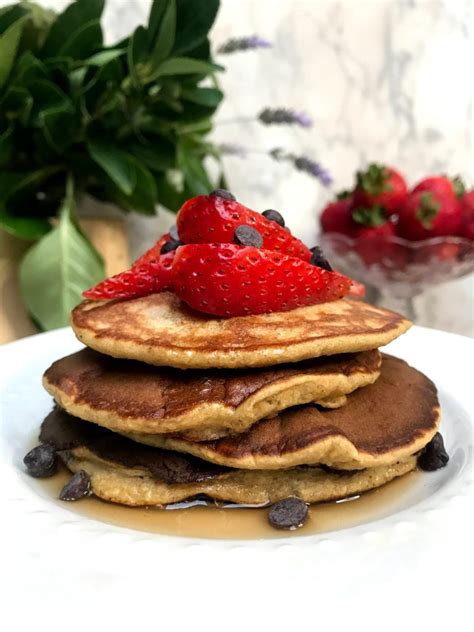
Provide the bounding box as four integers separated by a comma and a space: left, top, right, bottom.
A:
61, 449, 416, 506
40, 406, 416, 506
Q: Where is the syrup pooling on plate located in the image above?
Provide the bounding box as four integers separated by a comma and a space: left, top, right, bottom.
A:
35, 466, 422, 540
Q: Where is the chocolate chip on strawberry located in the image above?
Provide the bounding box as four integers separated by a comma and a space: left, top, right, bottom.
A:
177, 195, 312, 261
59, 470, 92, 501
262, 209, 285, 227
234, 225, 263, 248
310, 246, 333, 271
23, 444, 58, 478
160, 238, 182, 254
210, 188, 236, 201
418, 432, 449, 471
268, 497, 309, 530
169, 224, 179, 241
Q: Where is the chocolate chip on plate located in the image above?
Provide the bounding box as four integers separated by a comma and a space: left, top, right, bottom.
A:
262, 209, 285, 227
418, 432, 449, 471
161, 238, 182, 254
234, 225, 263, 248
59, 470, 92, 501
23, 444, 58, 478
210, 189, 236, 201
268, 497, 309, 530
310, 246, 333, 272
169, 224, 179, 241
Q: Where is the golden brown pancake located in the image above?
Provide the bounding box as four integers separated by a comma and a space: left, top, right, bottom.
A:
40, 407, 416, 506
43, 348, 381, 440
71, 292, 411, 369
125, 355, 440, 470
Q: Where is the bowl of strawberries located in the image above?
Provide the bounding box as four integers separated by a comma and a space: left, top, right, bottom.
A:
319, 164, 474, 315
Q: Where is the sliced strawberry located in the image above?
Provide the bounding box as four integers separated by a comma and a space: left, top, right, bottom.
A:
172, 244, 352, 317
132, 232, 171, 267
177, 195, 312, 261
348, 280, 366, 298
83, 253, 174, 300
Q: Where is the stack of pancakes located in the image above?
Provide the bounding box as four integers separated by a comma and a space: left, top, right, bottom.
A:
40, 292, 440, 509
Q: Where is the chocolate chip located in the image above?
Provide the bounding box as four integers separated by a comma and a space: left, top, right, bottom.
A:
169, 224, 179, 241
210, 189, 236, 201
23, 444, 58, 478
268, 497, 309, 530
262, 209, 285, 227
234, 225, 263, 248
59, 470, 92, 501
418, 432, 449, 471
310, 246, 333, 271
160, 238, 182, 254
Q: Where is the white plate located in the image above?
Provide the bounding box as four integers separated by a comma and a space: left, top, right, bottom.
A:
1, 326, 472, 631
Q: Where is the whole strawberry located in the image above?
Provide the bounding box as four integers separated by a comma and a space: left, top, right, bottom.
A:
459, 190, 474, 240
320, 193, 355, 235
398, 189, 462, 240
354, 163, 407, 215
412, 175, 458, 200
351, 206, 400, 266
172, 244, 352, 317
177, 191, 312, 261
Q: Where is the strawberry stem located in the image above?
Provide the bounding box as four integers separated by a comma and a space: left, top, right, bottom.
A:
415, 192, 441, 228
352, 204, 386, 227
356, 163, 392, 195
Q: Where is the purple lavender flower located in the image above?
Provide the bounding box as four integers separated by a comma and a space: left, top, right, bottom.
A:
258, 108, 313, 128
293, 156, 332, 186
217, 35, 272, 54
218, 142, 248, 157
269, 148, 332, 187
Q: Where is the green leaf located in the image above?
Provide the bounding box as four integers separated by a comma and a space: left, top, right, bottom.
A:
155, 170, 186, 212
173, 0, 219, 56
0, 4, 28, 34
147, 0, 168, 45
0, 86, 33, 124
150, 0, 176, 66
1, 167, 62, 210
0, 125, 13, 167
41, 0, 105, 58
39, 105, 76, 153
182, 87, 223, 107
0, 201, 51, 240
0, 15, 26, 89
85, 49, 125, 66
178, 140, 212, 196
88, 139, 136, 195
15, 51, 48, 82
110, 159, 158, 215
152, 56, 222, 78
19, 178, 105, 330
58, 19, 103, 59
127, 25, 148, 83
127, 137, 176, 172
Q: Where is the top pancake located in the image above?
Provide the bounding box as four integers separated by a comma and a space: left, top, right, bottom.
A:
71, 292, 411, 369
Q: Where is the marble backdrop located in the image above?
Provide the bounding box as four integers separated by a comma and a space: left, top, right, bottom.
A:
2, 0, 473, 334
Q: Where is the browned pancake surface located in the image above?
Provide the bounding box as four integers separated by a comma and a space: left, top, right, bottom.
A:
71, 293, 410, 368
43, 347, 380, 425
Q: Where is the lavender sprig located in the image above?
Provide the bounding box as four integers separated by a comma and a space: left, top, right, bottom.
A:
217, 35, 272, 54
218, 142, 249, 157
270, 148, 332, 186
258, 108, 313, 128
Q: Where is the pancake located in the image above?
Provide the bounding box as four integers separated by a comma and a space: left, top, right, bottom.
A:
39, 407, 416, 506
124, 355, 440, 470
43, 348, 382, 441
71, 292, 411, 369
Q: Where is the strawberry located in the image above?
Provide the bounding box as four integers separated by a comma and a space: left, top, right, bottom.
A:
320, 193, 355, 235
348, 279, 366, 298
177, 194, 312, 261
412, 175, 458, 200
83, 253, 174, 300
459, 190, 474, 240
354, 164, 407, 215
172, 244, 352, 317
397, 189, 462, 240
351, 206, 401, 266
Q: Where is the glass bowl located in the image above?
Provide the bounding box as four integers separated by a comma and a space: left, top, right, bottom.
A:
319, 233, 474, 319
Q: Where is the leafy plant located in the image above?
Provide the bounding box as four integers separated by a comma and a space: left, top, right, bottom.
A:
0, 0, 222, 328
